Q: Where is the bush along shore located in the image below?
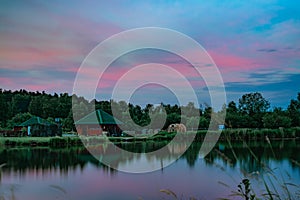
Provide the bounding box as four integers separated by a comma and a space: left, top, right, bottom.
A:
0, 127, 300, 148
195, 127, 300, 142
0, 136, 83, 147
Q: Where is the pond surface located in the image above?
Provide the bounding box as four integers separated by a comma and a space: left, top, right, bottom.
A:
0, 139, 300, 200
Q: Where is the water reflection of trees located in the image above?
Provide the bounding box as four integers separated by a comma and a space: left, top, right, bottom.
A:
0, 140, 299, 175
0, 147, 113, 175
202, 140, 300, 175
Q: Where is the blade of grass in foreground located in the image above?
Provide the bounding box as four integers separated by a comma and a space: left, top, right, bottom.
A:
225, 132, 238, 161
262, 178, 275, 200
159, 189, 177, 199
266, 138, 293, 200
266, 173, 280, 199
49, 184, 67, 194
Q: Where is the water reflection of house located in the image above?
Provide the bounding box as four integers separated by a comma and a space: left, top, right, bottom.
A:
75, 109, 123, 136
167, 143, 188, 154
15, 116, 61, 136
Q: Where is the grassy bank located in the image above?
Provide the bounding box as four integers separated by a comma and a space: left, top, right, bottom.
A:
0, 137, 52, 147
194, 127, 300, 141
0, 136, 84, 147
1, 127, 300, 148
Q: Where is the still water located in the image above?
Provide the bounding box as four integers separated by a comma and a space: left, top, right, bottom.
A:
0, 140, 300, 200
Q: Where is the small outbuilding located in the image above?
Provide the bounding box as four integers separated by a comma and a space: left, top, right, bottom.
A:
75, 109, 123, 136
16, 116, 61, 137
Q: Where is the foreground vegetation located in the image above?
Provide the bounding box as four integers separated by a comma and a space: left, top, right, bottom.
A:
154, 139, 300, 200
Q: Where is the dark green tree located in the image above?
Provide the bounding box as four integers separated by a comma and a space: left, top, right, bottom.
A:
263, 112, 292, 128
181, 102, 199, 117
238, 92, 270, 115
7, 112, 32, 129
62, 110, 75, 132
227, 101, 238, 113
57, 93, 71, 118
225, 101, 238, 128
11, 94, 31, 115
238, 92, 270, 128
29, 96, 43, 116
186, 116, 199, 130
41, 97, 59, 119
198, 116, 209, 129
203, 106, 212, 120
166, 112, 181, 127
287, 93, 300, 127
0, 90, 9, 127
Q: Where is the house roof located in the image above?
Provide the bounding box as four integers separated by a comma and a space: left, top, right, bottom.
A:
75, 109, 123, 125
19, 116, 54, 126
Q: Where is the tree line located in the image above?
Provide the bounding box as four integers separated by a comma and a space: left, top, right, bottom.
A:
0, 88, 299, 132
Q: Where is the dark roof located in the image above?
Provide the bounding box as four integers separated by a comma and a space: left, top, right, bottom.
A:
75, 109, 123, 125
19, 116, 54, 126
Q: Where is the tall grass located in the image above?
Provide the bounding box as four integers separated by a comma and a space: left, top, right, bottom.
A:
0, 186, 16, 200
155, 129, 300, 200
225, 133, 299, 200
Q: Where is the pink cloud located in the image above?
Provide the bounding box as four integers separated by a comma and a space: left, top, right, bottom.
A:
0, 76, 72, 93
0, 46, 79, 69
208, 51, 256, 71
0, 77, 13, 85
0, 8, 123, 74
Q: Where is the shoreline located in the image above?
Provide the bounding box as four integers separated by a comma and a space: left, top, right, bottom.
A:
0, 127, 299, 148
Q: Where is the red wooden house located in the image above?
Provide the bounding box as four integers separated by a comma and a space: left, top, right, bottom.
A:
75, 109, 123, 136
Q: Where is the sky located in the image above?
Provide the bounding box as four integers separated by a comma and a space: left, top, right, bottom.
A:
0, 0, 300, 108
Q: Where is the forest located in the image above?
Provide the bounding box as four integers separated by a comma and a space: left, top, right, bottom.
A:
0, 88, 299, 132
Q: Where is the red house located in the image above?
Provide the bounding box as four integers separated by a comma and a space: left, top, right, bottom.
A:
75, 109, 123, 136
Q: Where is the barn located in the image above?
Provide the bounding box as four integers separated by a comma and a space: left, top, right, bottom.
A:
75, 109, 123, 136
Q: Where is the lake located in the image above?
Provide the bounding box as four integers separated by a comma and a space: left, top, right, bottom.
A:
0, 139, 300, 200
